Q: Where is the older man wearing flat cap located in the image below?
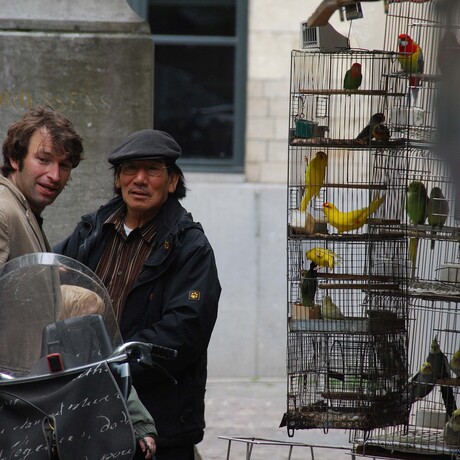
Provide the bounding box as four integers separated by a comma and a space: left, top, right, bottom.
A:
55, 129, 221, 460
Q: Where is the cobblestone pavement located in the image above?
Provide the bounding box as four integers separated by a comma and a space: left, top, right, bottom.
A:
196, 379, 353, 460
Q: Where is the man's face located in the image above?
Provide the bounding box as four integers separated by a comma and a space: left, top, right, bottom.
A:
116, 160, 178, 227
9, 127, 73, 216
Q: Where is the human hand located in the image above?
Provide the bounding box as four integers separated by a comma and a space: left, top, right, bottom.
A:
137, 436, 156, 459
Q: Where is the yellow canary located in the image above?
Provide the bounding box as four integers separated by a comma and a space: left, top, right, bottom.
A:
299, 151, 328, 211
306, 247, 342, 270
322, 195, 386, 233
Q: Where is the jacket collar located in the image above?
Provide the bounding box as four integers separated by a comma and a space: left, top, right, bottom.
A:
0, 175, 50, 248
0, 176, 31, 213
88, 195, 198, 241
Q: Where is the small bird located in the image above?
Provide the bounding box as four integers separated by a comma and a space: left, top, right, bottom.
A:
406, 181, 428, 225
426, 337, 457, 417
322, 195, 386, 233
398, 33, 424, 87
301, 262, 318, 307
408, 361, 434, 403
405, 181, 428, 276
356, 112, 385, 143
427, 337, 450, 380
321, 295, 344, 319
299, 151, 328, 211
306, 247, 342, 270
343, 63, 362, 90
426, 187, 449, 250
444, 408, 460, 447
450, 348, 460, 378
372, 123, 391, 142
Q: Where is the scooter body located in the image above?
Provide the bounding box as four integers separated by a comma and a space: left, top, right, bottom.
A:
0, 253, 162, 459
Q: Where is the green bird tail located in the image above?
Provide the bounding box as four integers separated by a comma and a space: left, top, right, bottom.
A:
409, 237, 419, 278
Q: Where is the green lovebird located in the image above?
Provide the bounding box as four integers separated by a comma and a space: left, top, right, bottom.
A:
343, 62, 362, 90
427, 186, 449, 250
405, 181, 428, 276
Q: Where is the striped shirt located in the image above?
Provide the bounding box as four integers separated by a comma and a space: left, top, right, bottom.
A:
95, 204, 157, 322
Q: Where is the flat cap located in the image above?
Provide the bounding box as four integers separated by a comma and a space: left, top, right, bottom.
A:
108, 129, 181, 165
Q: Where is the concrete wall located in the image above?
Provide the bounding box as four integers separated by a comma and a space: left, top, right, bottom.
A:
0, 0, 153, 244
182, 175, 287, 378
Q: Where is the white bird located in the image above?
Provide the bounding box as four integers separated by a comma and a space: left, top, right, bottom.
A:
444, 408, 460, 446
321, 295, 344, 319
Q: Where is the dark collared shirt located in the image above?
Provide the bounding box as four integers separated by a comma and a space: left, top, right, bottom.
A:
95, 205, 157, 321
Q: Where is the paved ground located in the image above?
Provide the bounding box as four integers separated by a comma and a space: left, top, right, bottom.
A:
196, 379, 353, 460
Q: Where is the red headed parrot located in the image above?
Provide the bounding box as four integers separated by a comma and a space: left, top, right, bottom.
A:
343, 63, 362, 90
398, 33, 424, 87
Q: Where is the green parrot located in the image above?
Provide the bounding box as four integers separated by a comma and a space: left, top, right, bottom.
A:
405, 181, 428, 277
426, 187, 449, 250
300, 262, 317, 307
343, 62, 362, 90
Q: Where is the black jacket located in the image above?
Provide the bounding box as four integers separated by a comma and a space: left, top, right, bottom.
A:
54, 196, 221, 447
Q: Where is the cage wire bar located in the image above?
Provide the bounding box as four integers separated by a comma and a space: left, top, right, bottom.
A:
284, 1, 460, 458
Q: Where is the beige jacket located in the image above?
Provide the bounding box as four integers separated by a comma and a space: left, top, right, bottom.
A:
0, 176, 51, 266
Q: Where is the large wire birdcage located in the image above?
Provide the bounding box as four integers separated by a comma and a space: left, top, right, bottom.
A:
285, 47, 411, 434
352, 2, 460, 458
285, 3, 460, 458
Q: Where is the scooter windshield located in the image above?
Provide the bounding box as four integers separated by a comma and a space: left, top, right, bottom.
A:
0, 253, 123, 379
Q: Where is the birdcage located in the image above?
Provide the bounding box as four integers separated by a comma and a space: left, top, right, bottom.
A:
348, 2, 460, 458
285, 1, 460, 450
285, 47, 412, 433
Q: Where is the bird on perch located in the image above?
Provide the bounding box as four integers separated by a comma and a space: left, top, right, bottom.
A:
444, 408, 460, 447
321, 295, 345, 319
372, 123, 391, 142
301, 262, 318, 307
306, 247, 342, 270
426, 337, 457, 417
427, 186, 449, 250
356, 112, 385, 143
299, 151, 328, 211
398, 33, 424, 88
405, 181, 428, 276
322, 195, 386, 233
343, 63, 362, 90
450, 348, 460, 377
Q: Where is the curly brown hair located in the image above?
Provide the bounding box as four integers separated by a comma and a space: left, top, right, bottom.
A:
1, 106, 84, 177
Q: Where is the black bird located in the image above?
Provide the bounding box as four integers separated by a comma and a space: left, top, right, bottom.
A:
301, 262, 317, 307
356, 112, 385, 143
